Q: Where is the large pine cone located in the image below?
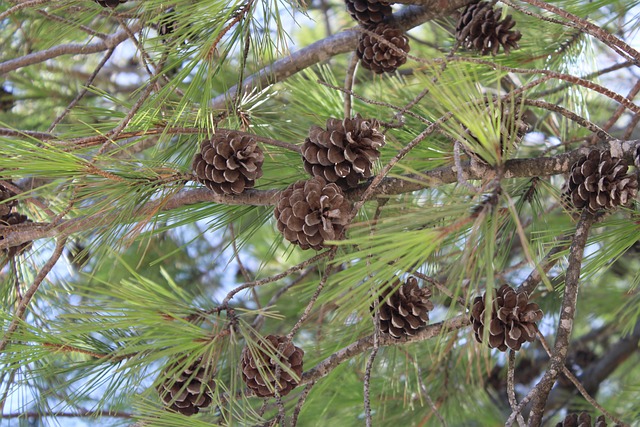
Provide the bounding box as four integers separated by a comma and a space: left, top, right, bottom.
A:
373, 276, 434, 339
302, 115, 385, 189
1, 212, 32, 257
556, 413, 615, 427
241, 335, 304, 397
274, 176, 351, 250
456, 1, 522, 56
193, 131, 264, 195
356, 24, 410, 74
345, 0, 392, 27
0, 184, 17, 217
157, 356, 216, 416
562, 150, 638, 212
470, 284, 543, 352
94, 0, 127, 7
0, 85, 14, 112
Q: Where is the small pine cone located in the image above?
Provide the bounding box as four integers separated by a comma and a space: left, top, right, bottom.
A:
562, 150, 638, 212
157, 356, 216, 416
0, 212, 32, 257
456, 1, 522, 56
302, 115, 385, 189
241, 335, 304, 397
0, 184, 17, 217
0, 85, 14, 112
356, 24, 410, 74
345, 0, 393, 27
470, 284, 543, 352
274, 176, 351, 250
373, 276, 434, 339
94, 0, 127, 7
556, 413, 614, 427
192, 131, 264, 195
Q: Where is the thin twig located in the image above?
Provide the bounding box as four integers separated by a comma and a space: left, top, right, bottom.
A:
344, 53, 359, 119
289, 382, 315, 427
507, 350, 526, 427
0, 237, 67, 353
48, 48, 116, 132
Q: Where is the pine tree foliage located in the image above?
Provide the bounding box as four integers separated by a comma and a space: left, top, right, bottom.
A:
1, 0, 640, 426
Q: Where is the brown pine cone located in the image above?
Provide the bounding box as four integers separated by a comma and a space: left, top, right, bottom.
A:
94, 0, 127, 7
470, 284, 543, 352
456, 1, 522, 56
356, 24, 410, 74
302, 115, 385, 189
241, 335, 304, 397
556, 413, 615, 427
345, 0, 392, 27
192, 131, 264, 195
562, 150, 638, 212
0, 184, 17, 217
274, 176, 351, 250
157, 356, 216, 416
1, 212, 32, 257
373, 276, 434, 339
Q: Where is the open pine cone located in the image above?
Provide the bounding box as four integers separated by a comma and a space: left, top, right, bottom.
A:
373, 276, 434, 339
241, 335, 304, 397
470, 284, 543, 352
156, 356, 216, 416
556, 412, 616, 427
302, 115, 385, 189
94, 0, 127, 7
345, 0, 392, 27
562, 150, 638, 212
0, 184, 17, 217
274, 176, 351, 250
1, 212, 32, 257
193, 131, 264, 195
456, 1, 522, 56
356, 24, 410, 74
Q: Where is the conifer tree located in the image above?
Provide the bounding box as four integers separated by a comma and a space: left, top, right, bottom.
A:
1, 1, 639, 425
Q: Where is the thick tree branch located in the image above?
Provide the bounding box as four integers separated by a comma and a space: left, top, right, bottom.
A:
209, 1, 474, 111
1, 140, 638, 251
525, 212, 595, 426
0, 24, 141, 75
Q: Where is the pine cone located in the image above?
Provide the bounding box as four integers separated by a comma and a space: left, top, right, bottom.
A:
274, 176, 351, 250
302, 115, 385, 189
562, 150, 638, 212
556, 413, 614, 427
356, 24, 410, 74
0, 184, 17, 217
94, 0, 127, 7
456, 1, 522, 56
193, 131, 264, 195
373, 276, 434, 339
157, 356, 216, 416
470, 284, 543, 352
0, 212, 33, 257
345, 0, 392, 27
0, 85, 14, 112
241, 335, 304, 397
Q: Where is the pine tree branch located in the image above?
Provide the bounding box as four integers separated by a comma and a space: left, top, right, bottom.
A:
519, 212, 595, 426
0, 24, 142, 74
300, 314, 470, 385
209, 1, 474, 111
2, 140, 639, 251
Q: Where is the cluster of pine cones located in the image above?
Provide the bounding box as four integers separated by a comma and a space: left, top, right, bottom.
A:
0, 183, 32, 257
